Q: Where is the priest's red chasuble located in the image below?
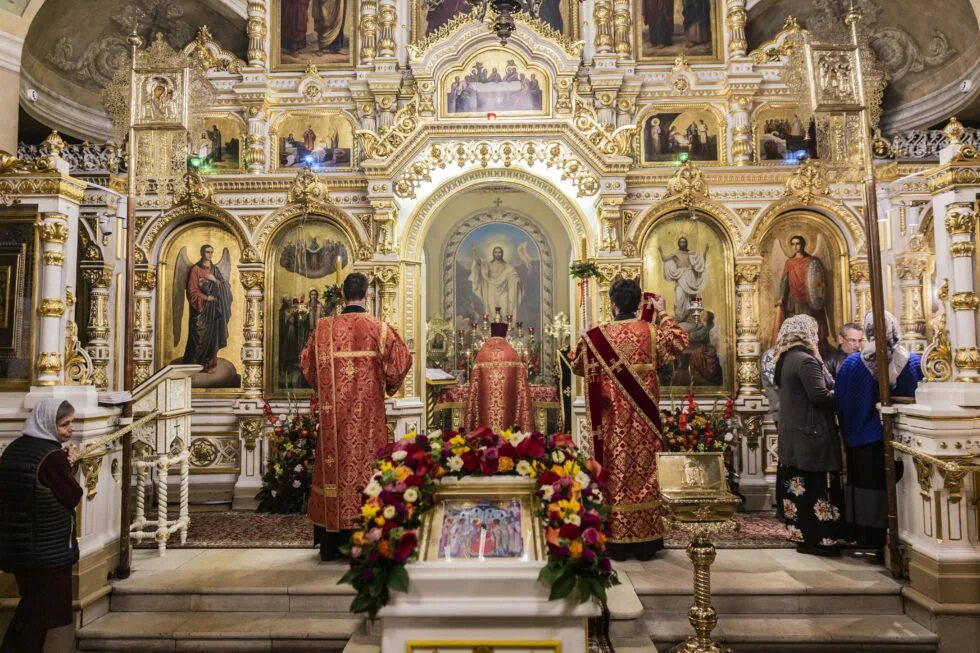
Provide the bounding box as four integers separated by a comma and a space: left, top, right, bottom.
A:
463, 337, 534, 433
571, 318, 688, 544
300, 311, 412, 531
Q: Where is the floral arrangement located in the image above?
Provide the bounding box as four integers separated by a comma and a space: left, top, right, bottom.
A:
322, 283, 344, 310
340, 428, 619, 620
660, 394, 741, 453
255, 396, 318, 514
569, 260, 601, 280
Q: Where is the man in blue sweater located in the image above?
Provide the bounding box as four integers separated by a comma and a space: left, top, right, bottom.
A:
835, 312, 922, 553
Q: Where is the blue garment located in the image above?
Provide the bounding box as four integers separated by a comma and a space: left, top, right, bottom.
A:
835, 352, 922, 447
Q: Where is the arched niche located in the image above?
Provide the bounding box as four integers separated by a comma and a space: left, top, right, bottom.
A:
157, 219, 243, 392
755, 209, 851, 354
140, 204, 251, 264
639, 208, 737, 395
262, 212, 355, 395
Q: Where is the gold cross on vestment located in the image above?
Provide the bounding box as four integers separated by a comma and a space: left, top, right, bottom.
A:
340, 360, 356, 380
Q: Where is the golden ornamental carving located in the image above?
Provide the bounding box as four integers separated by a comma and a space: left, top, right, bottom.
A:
664, 160, 709, 210
188, 438, 219, 467
743, 414, 762, 451
172, 170, 214, 207
943, 117, 965, 145
240, 417, 263, 452
749, 16, 801, 64
36, 352, 63, 379
287, 167, 330, 205
64, 320, 94, 386
372, 266, 400, 287
42, 130, 67, 158
783, 160, 828, 206
135, 269, 157, 291
950, 292, 980, 312
184, 26, 246, 74
849, 261, 869, 284
737, 360, 761, 386
0, 151, 30, 174
242, 246, 261, 263
243, 362, 263, 390
922, 279, 953, 382
37, 298, 66, 318
734, 264, 760, 285
240, 271, 265, 290
572, 96, 636, 158
357, 98, 420, 161
944, 204, 977, 235
43, 251, 65, 267
37, 221, 70, 244
912, 456, 933, 499
79, 458, 102, 500
392, 140, 600, 200
950, 242, 975, 258
725, 0, 748, 55
954, 347, 980, 374
82, 268, 113, 288
595, 263, 623, 284
950, 144, 980, 162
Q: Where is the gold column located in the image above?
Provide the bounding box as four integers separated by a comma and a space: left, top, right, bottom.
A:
359, 0, 378, 64
945, 202, 980, 382
596, 264, 622, 324
734, 261, 762, 397
725, 0, 748, 56
894, 234, 931, 354
244, 104, 267, 174
729, 97, 751, 166
372, 266, 399, 326
35, 213, 70, 387
240, 270, 265, 398
598, 197, 623, 253
371, 199, 396, 255
849, 260, 872, 324
133, 267, 156, 386
593, 0, 614, 54
612, 0, 632, 60
81, 266, 113, 390
246, 0, 267, 67
377, 0, 396, 58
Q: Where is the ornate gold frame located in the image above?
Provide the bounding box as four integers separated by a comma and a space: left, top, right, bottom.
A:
270, 0, 358, 70
635, 103, 728, 167
632, 0, 723, 63
267, 110, 359, 173
437, 48, 551, 120
636, 206, 738, 397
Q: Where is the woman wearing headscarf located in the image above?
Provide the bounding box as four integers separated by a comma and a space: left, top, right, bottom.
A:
835, 311, 922, 552
0, 399, 81, 653
773, 315, 844, 556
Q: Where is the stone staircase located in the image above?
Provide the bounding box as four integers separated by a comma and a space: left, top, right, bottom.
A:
624, 548, 939, 653
72, 547, 940, 653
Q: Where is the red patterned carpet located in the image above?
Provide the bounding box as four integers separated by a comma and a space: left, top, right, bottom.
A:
135, 510, 791, 549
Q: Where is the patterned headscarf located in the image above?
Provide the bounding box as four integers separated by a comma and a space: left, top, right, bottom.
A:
774, 314, 822, 363
23, 398, 68, 444
862, 310, 909, 386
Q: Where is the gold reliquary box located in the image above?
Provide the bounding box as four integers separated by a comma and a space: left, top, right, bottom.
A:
655, 452, 741, 523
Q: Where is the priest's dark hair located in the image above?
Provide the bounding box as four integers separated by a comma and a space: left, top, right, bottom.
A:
609, 279, 641, 315
342, 272, 369, 301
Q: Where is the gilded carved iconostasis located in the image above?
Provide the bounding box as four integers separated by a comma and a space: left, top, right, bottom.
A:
7, 0, 977, 493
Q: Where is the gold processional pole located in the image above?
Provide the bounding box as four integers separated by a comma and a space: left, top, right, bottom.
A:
845, 6, 901, 577
116, 31, 143, 579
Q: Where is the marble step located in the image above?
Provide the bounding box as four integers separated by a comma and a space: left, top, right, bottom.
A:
76, 611, 363, 653
648, 615, 939, 653
341, 633, 661, 653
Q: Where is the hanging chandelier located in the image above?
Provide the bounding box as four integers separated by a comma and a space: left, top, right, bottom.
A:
462, 0, 561, 44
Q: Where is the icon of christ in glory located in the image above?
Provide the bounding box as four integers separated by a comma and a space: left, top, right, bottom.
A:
468, 244, 526, 319
658, 236, 708, 327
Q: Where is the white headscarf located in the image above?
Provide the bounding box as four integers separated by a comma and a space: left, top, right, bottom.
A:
862, 310, 909, 386
774, 314, 822, 363
23, 398, 70, 444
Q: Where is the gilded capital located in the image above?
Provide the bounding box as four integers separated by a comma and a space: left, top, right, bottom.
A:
950, 242, 975, 258
849, 261, 870, 284
944, 203, 977, 235
734, 264, 760, 285
82, 268, 113, 288
240, 416, 263, 451
950, 292, 980, 312
135, 269, 157, 291
37, 298, 66, 317
240, 271, 265, 290
953, 347, 980, 373
371, 266, 399, 287
36, 351, 63, 377
43, 251, 65, 267
37, 221, 70, 244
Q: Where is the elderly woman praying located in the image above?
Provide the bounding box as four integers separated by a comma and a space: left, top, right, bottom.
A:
0, 399, 82, 653
773, 314, 845, 557
835, 311, 922, 554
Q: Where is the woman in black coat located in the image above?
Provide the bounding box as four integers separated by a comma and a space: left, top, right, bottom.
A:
0, 399, 82, 653
773, 315, 845, 557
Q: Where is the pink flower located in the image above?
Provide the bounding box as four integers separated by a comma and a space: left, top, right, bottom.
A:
350, 546, 362, 558
366, 528, 382, 543
582, 527, 601, 545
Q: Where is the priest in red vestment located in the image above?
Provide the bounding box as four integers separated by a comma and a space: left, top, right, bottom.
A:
571, 279, 688, 561
463, 322, 534, 433
300, 272, 412, 560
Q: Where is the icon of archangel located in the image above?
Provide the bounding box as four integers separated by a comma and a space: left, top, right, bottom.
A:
770, 233, 833, 356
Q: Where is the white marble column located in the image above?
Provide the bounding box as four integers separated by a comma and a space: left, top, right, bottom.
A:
133, 266, 156, 387
34, 212, 71, 387
240, 268, 265, 398
943, 202, 980, 383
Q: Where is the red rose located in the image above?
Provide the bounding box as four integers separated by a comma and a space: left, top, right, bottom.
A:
537, 470, 560, 487
393, 531, 417, 563
581, 511, 602, 530
516, 436, 545, 459
479, 456, 498, 476
558, 523, 581, 541
498, 442, 518, 459
461, 451, 478, 472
